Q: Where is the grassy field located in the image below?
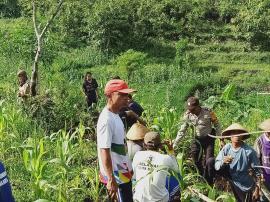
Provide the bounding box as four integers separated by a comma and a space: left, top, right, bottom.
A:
1, 16, 270, 201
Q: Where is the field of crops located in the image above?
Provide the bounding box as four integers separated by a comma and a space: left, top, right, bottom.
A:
1, 1, 270, 201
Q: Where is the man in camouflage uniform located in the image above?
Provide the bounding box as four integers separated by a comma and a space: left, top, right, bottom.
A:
173, 97, 223, 185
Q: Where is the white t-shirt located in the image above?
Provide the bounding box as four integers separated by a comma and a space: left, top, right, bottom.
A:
127, 140, 143, 161
97, 107, 132, 185
132, 150, 179, 202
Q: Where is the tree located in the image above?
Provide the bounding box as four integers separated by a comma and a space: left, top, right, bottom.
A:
30, 0, 64, 96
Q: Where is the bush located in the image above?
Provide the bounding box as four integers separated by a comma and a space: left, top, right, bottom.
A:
115, 49, 148, 79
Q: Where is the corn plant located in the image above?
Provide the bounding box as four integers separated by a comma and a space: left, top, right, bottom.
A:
23, 138, 48, 198
49, 129, 80, 201
82, 166, 103, 202
151, 107, 180, 140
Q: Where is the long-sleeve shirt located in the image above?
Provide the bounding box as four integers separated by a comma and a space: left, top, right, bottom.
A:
0, 161, 15, 202
215, 143, 261, 192
174, 107, 221, 147
254, 133, 270, 188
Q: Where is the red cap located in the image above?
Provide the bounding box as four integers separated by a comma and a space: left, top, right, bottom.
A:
104, 79, 136, 95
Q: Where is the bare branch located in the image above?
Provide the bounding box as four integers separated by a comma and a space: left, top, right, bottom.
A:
40, 0, 64, 38
32, 1, 39, 38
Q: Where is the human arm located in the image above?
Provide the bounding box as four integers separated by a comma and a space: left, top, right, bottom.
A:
210, 110, 224, 148
97, 119, 118, 200
125, 110, 146, 126
249, 148, 262, 200
215, 145, 232, 170
0, 162, 15, 202
162, 139, 174, 155
82, 82, 87, 96
100, 148, 118, 201
253, 138, 262, 164
18, 83, 30, 98
173, 116, 189, 149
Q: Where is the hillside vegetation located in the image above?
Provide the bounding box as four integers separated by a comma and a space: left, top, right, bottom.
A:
0, 0, 270, 201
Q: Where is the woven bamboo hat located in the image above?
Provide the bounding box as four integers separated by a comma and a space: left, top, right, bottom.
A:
259, 119, 270, 132
126, 123, 150, 141
221, 123, 250, 139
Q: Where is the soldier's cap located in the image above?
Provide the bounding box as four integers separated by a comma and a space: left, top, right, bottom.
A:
221, 123, 250, 140
259, 119, 270, 132
104, 79, 136, 95
126, 123, 150, 141
17, 70, 27, 77
144, 131, 161, 147
187, 97, 200, 109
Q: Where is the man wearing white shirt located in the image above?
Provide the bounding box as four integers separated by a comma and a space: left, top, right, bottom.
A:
97, 79, 135, 202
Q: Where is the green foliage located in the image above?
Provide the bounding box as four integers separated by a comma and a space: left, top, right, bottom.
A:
220, 84, 236, 101
115, 49, 148, 79
2, 1, 270, 201
0, 0, 21, 18
234, 0, 270, 50
174, 38, 195, 68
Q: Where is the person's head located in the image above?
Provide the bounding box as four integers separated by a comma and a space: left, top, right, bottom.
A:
84, 72, 92, 81
104, 79, 135, 112
17, 70, 28, 85
221, 123, 249, 143
112, 76, 121, 79
186, 97, 201, 115
127, 123, 149, 142
143, 131, 161, 151
259, 119, 270, 137
229, 130, 244, 143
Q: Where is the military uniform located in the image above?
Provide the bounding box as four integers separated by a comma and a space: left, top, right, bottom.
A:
174, 107, 221, 185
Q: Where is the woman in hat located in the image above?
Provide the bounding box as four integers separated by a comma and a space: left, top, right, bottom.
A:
126, 123, 149, 161
254, 119, 270, 192
215, 123, 261, 202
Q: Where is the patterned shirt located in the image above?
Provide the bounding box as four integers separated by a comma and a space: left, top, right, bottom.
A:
174, 107, 221, 146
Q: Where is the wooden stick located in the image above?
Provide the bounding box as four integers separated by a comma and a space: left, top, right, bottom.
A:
253, 165, 270, 170
187, 187, 216, 202
208, 130, 266, 139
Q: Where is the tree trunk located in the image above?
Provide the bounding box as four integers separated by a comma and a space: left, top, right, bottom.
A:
30, 0, 64, 96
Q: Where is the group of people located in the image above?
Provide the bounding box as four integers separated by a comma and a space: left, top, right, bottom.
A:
14, 70, 270, 201
97, 78, 270, 202
97, 79, 181, 202
173, 97, 270, 202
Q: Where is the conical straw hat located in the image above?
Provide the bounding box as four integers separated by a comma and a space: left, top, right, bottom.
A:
126, 123, 150, 141
259, 119, 270, 132
221, 123, 250, 139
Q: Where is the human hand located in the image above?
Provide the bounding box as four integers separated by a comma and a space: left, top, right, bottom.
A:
220, 139, 225, 149
125, 110, 138, 119
223, 155, 233, 164
106, 177, 118, 201
163, 139, 173, 151
252, 186, 260, 201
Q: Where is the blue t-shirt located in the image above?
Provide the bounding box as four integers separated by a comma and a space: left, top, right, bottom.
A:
0, 161, 15, 202
215, 143, 261, 192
